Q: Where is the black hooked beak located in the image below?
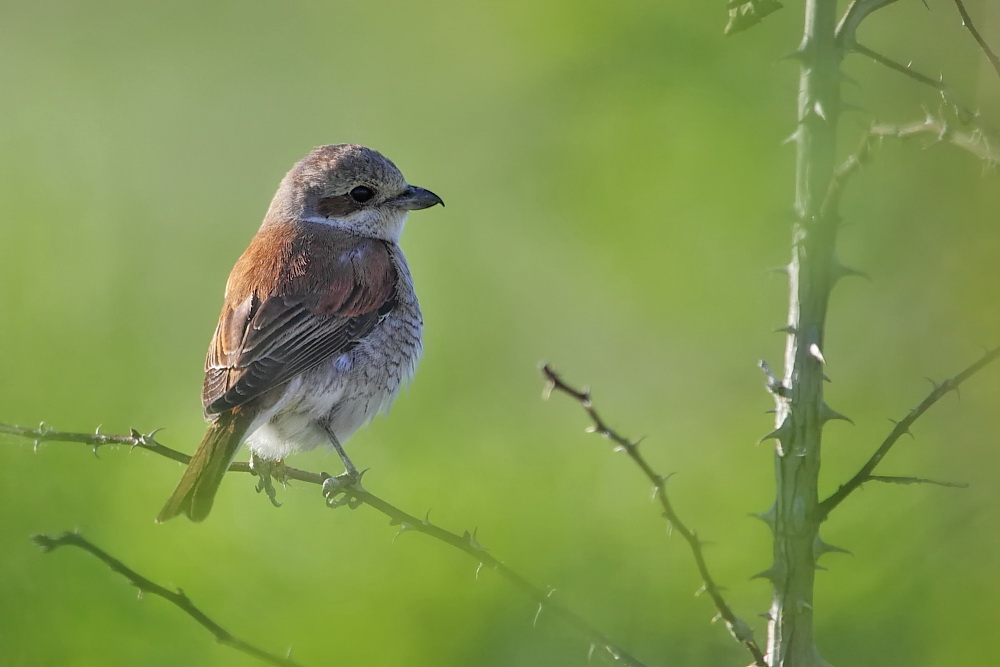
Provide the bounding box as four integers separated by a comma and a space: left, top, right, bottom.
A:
391, 186, 444, 210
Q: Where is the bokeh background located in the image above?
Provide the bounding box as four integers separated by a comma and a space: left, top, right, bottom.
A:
2, 1, 999, 665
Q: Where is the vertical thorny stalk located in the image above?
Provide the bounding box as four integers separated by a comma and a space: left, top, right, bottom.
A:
766, 0, 842, 664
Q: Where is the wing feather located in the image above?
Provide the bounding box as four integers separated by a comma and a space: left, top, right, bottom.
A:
202, 224, 398, 417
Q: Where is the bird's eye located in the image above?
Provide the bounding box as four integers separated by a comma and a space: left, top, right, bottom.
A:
349, 186, 375, 203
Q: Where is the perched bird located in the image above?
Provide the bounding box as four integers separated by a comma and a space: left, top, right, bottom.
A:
157, 144, 442, 522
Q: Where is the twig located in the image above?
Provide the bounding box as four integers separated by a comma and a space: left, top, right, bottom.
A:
31, 531, 300, 667
852, 43, 979, 124
952, 0, 1000, 80
835, 0, 900, 47
2, 423, 644, 666
822, 113, 999, 220
0, 422, 194, 466
539, 364, 767, 667
867, 475, 968, 488
815, 345, 1000, 521
869, 116, 999, 163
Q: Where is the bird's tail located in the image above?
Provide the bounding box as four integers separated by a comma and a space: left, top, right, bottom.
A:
156, 409, 252, 523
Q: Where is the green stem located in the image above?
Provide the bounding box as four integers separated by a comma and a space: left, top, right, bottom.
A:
767, 0, 843, 664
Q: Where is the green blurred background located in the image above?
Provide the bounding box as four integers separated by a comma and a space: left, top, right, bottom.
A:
1, 1, 999, 665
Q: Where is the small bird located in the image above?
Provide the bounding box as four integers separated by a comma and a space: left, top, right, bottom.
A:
157, 144, 442, 522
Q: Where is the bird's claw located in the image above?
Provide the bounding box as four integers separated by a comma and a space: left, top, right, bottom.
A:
250, 454, 286, 509
322, 470, 364, 509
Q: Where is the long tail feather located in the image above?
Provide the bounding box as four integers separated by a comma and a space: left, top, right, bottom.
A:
156, 409, 252, 523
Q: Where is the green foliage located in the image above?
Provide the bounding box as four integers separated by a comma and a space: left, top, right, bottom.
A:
726, 0, 784, 36
1, 1, 998, 665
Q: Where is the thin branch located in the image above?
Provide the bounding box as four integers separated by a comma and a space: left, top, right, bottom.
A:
539, 364, 767, 667
869, 116, 999, 163
0, 422, 194, 466
822, 130, 875, 221
822, 113, 999, 220
952, 0, 1000, 80
815, 345, 1000, 521
852, 43, 979, 124
835, 0, 900, 47
867, 475, 968, 488
2, 424, 644, 667
31, 531, 301, 667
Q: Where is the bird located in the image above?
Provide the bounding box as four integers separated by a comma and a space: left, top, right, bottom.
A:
156, 144, 442, 522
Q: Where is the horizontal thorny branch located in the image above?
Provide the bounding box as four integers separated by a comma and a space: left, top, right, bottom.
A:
1, 422, 645, 667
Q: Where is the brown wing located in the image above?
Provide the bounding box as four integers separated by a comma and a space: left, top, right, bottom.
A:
202, 223, 398, 417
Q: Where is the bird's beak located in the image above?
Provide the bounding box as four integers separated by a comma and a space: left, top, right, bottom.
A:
391, 186, 444, 210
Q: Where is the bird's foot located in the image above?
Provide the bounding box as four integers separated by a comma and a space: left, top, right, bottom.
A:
250, 454, 287, 508
321, 469, 366, 509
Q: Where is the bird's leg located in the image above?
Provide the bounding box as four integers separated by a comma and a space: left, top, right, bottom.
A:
320, 424, 364, 509
250, 452, 286, 508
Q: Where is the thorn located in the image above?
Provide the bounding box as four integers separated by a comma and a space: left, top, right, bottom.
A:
751, 565, 782, 583
830, 258, 870, 283
392, 523, 411, 543
541, 379, 555, 401
888, 418, 915, 439
813, 100, 828, 121
808, 343, 826, 365
779, 48, 808, 64
769, 264, 791, 276
774, 324, 797, 335
819, 402, 855, 425
463, 528, 484, 552
758, 417, 792, 446
750, 504, 777, 530
588, 644, 595, 663
534, 603, 543, 628
782, 127, 803, 146
33, 439, 41, 453
38, 421, 49, 434
144, 427, 165, 444
423, 509, 432, 525
475, 562, 483, 580
694, 583, 707, 597
815, 535, 853, 559
815, 564, 828, 571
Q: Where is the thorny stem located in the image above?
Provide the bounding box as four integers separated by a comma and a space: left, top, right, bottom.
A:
540, 364, 768, 667
32, 531, 301, 667
764, 0, 845, 663
1, 423, 645, 667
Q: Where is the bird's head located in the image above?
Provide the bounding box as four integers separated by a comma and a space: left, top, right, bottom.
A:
266, 144, 443, 242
